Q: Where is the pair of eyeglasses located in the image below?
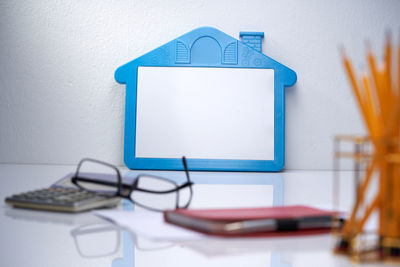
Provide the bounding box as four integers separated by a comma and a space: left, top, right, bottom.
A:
71, 157, 194, 212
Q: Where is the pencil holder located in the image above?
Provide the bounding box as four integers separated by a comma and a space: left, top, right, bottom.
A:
335, 33, 400, 263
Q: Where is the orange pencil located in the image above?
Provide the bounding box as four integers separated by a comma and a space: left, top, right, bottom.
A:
342, 50, 374, 136
341, 159, 376, 235
368, 44, 388, 125
378, 66, 390, 132
384, 32, 393, 96
355, 194, 380, 235
362, 72, 379, 138
384, 33, 396, 135
397, 34, 400, 126
384, 34, 398, 236
394, 35, 400, 236
340, 51, 379, 237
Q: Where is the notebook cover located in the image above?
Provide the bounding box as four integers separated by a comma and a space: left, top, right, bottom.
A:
166, 205, 335, 221
164, 205, 336, 237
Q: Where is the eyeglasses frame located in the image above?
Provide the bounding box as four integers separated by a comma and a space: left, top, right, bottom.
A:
71, 157, 193, 211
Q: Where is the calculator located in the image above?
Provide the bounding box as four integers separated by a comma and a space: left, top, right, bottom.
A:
5, 187, 121, 213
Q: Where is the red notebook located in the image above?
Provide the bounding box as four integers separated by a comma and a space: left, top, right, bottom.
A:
164, 205, 337, 237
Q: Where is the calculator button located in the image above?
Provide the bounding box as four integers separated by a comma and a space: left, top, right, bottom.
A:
6, 187, 120, 212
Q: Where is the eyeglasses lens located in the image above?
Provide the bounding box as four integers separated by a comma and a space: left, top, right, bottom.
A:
130, 176, 179, 211
75, 160, 119, 196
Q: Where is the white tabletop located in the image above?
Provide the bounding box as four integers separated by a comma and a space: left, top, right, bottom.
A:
0, 164, 388, 267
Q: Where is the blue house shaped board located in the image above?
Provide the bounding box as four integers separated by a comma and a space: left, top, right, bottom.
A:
115, 27, 296, 172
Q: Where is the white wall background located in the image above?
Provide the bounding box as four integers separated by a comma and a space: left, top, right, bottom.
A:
1, 0, 400, 170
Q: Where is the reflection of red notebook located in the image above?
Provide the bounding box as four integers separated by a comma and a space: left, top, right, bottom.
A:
164, 205, 337, 237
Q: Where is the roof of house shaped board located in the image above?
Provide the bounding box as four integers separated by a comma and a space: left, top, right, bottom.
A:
115, 27, 297, 88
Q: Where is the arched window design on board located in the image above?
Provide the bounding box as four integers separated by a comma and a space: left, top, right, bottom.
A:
190, 37, 221, 65
175, 36, 237, 65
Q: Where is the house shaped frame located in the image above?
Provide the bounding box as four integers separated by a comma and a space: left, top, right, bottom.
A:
115, 27, 296, 171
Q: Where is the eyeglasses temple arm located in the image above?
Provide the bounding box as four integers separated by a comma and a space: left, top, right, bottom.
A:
72, 177, 132, 190
182, 156, 191, 182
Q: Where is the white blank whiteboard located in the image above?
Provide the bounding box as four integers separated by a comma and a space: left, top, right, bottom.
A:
135, 67, 275, 161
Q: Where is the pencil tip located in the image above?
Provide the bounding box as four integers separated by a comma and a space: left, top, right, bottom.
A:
364, 40, 373, 54
338, 44, 345, 55
385, 30, 392, 44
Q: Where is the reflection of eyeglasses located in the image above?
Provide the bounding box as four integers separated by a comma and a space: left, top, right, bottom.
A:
71, 223, 121, 258
71, 222, 174, 258
71, 157, 194, 212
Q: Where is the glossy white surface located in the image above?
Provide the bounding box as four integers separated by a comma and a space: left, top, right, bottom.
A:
0, 164, 389, 266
